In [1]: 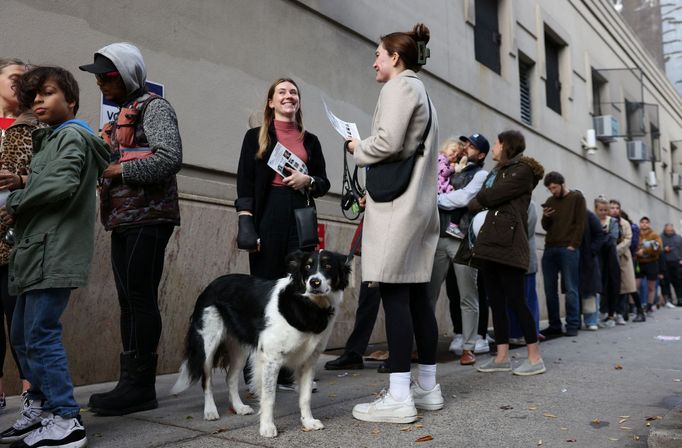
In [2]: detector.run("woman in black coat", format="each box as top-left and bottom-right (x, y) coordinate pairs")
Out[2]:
(235, 78), (330, 388)
(468, 130), (546, 376)
(236, 78), (330, 278)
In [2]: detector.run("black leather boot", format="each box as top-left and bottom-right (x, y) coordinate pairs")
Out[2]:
(90, 353), (158, 416)
(88, 352), (135, 409)
(324, 352), (364, 370)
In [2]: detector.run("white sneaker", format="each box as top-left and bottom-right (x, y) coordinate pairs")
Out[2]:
(410, 382), (444, 411)
(0, 395), (45, 443)
(448, 334), (464, 356)
(586, 324), (599, 331)
(352, 390), (418, 423)
(615, 314), (626, 325)
(22, 414), (87, 448)
(665, 301), (676, 309)
(474, 336), (490, 354)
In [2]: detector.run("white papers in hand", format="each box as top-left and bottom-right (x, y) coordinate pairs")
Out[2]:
(322, 98), (360, 140)
(267, 142), (308, 177)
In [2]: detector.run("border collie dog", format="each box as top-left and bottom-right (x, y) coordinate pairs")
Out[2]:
(171, 250), (350, 437)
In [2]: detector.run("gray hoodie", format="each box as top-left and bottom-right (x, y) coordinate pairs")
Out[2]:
(96, 42), (147, 96)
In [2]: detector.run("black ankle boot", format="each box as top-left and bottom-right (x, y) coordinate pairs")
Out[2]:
(88, 351), (135, 408)
(324, 352), (364, 370)
(90, 353), (158, 416)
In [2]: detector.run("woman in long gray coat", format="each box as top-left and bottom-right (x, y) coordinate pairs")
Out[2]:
(346, 23), (441, 424)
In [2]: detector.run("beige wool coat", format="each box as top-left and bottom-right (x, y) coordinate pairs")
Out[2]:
(354, 70), (439, 283)
(616, 217), (637, 294)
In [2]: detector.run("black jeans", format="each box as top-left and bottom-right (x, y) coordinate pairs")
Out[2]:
(0, 265), (23, 379)
(379, 282), (437, 372)
(445, 265), (462, 334)
(661, 260), (682, 301)
(345, 282), (381, 356)
(111, 224), (174, 355)
(480, 260), (537, 345)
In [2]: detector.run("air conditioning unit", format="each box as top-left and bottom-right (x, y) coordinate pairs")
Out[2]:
(673, 172), (682, 191)
(593, 115), (620, 142)
(627, 140), (650, 163)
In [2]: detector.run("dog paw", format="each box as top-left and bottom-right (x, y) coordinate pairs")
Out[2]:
(234, 404), (255, 415)
(301, 418), (324, 431)
(204, 409), (220, 421)
(259, 422), (278, 438)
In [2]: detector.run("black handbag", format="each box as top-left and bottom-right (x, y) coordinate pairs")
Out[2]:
(365, 91), (432, 202)
(294, 191), (319, 249)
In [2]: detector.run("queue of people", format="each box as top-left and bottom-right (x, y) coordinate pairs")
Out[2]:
(0, 20), (680, 447)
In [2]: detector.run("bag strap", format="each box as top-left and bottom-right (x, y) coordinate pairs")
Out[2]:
(403, 75), (432, 158)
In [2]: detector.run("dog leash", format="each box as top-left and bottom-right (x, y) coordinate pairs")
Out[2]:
(345, 218), (363, 266)
(341, 141), (365, 221)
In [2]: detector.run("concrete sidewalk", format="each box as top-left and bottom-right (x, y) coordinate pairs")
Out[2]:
(1, 308), (681, 447)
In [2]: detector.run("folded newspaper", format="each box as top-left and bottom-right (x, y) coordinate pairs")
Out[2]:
(267, 142), (308, 177)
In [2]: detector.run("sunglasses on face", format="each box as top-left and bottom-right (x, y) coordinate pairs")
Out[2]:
(95, 71), (121, 82)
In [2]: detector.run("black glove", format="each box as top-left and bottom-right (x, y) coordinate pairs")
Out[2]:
(237, 214), (259, 251)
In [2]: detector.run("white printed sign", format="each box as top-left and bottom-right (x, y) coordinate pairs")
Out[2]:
(99, 80), (165, 130)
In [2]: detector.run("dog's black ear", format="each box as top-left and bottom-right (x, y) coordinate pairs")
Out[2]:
(333, 251), (352, 290)
(285, 250), (306, 274)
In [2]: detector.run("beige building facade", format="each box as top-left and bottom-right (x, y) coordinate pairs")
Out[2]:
(1, 0), (681, 390)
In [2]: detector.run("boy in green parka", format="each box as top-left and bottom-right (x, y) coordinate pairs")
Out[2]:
(0, 66), (108, 448)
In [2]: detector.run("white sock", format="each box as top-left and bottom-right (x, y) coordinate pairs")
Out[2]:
(417, 364), (437, 391)
(389, 372), (411, 402)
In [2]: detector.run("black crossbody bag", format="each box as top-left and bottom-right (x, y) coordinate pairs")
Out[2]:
(365, 91), (432, 202)
(294, 189), (319, 249)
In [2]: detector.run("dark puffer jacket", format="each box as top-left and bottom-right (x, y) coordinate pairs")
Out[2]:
(465, 155), (544, 270)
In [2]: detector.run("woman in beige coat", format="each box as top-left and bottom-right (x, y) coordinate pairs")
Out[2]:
(610, 201), (646, 322)
(346, 23), (441, 424)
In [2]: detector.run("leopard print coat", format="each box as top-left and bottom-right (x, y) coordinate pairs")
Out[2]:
(0, 111), (42, 266)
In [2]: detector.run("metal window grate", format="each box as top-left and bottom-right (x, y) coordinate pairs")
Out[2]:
(519, 60), (532, 125)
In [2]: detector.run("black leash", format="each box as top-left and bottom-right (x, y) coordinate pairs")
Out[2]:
(341, 140), (365, 221)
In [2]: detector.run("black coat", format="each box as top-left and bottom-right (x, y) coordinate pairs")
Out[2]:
(461, 155), (545, 271)
(580, 210), (606, 296)
(235, 125), (330, 228)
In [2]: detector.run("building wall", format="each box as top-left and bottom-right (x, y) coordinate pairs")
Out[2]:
(1, 0), (681, 392)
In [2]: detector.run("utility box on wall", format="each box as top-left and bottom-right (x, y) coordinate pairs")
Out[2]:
(593, 115), (620, 142)
(627, 140), (650, 163)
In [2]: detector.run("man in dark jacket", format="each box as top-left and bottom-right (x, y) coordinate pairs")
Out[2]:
(661, 223), (682, 307)
(540, 171), (586, 337)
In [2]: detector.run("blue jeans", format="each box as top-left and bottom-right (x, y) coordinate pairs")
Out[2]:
(542, 247), (581, 331)
(11, 288), (79, 418)
(508, 273), (540, 338)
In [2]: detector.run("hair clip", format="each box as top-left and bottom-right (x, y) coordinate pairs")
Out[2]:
(417, 41), (430, 65)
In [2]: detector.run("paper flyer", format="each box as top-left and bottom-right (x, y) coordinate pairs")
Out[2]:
(267, 142), (309, 177)
(322, 98), (361, 140)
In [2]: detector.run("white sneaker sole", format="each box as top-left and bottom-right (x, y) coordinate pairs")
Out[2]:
(414, 401), (444, 411)
(352, 409), (418, 423)
(513, 366), (547, 376)
(58, 437), (88, 448)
